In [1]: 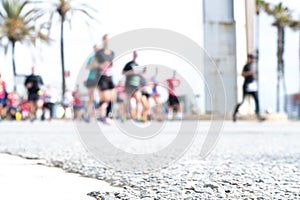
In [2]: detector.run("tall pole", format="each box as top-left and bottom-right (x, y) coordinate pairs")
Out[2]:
(246, 0), (258, 113)
(255, 0), (260, 112)
(60, 17), (66, 101)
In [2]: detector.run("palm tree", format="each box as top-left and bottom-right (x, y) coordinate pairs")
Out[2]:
(45, 0), (98, 98)
(267, 2), (293, 112)
(256, 1), (294, 112)
(0, 0), (50, 88)
(256, 0), (271, 15)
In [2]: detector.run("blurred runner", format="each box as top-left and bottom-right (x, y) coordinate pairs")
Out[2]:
(24, 66), (44, 122)
(140, 67), (151, 122)
(95, 34), (115, 124)
(165, 70), (182, 120)
(84, 45), (100, 122)
(122, 51), (142, 120)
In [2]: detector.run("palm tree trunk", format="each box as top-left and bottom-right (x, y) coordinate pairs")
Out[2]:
(277, 25), (284, 112)
(60, 17), (66, 100)
(281, 28), (287, 112)
(12, 41), (17, 91)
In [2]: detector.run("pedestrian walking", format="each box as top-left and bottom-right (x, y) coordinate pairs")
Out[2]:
(233, 54), (265, 122)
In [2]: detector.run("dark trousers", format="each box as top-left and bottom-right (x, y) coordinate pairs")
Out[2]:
(234, 89), (260, 116)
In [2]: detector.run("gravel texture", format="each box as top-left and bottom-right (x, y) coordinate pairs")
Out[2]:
(0, 120), (299, 199)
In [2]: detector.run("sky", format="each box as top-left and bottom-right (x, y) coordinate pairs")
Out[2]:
(0, 0), (300, 113)
(0, 0), (203, 92)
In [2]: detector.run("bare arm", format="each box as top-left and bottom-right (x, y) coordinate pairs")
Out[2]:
(86, 58), (98, 70)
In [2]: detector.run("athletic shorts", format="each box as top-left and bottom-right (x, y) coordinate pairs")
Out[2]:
(84, 79), (98, 88)
(125, 85), (139, 96)
(168, 95), (180, 106)
(142, 92), (150, 98)
(28, 93), (40, 102)
(73, 105), (83, 110)
(116, 97), (124, 103)
(8, 107), (17, 112)
(98, 76), (114, 91)
(0, 98), (6, 106)
(152, 87), (160, 97)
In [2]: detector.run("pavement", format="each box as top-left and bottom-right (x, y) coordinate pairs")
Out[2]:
(0, 119), (299, 199)
(0, 153), (120, 200)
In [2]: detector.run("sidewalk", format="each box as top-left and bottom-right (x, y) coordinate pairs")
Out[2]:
(0, 153), (120, 200)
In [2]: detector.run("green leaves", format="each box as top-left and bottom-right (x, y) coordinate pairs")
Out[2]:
(0, 0), (50, 45)
(256, 1), (299, 28)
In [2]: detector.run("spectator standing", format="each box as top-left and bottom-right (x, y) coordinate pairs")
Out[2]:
(7, 90), (20, 120)
(72, 85), (84, 120)
(42, 85), (59, 121)
(62, 89), (74, 119)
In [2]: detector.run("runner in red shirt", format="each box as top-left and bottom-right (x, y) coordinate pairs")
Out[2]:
(165, 70), (182, 120)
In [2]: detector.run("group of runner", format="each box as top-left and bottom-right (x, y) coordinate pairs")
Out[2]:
(0, 66), (47, 121)
(0, 67), (84, 122)
(84, 34), (183, 123)
(0, 34), (183, 123)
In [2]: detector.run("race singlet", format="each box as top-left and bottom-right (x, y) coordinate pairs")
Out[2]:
(129, 75), (141, 87)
